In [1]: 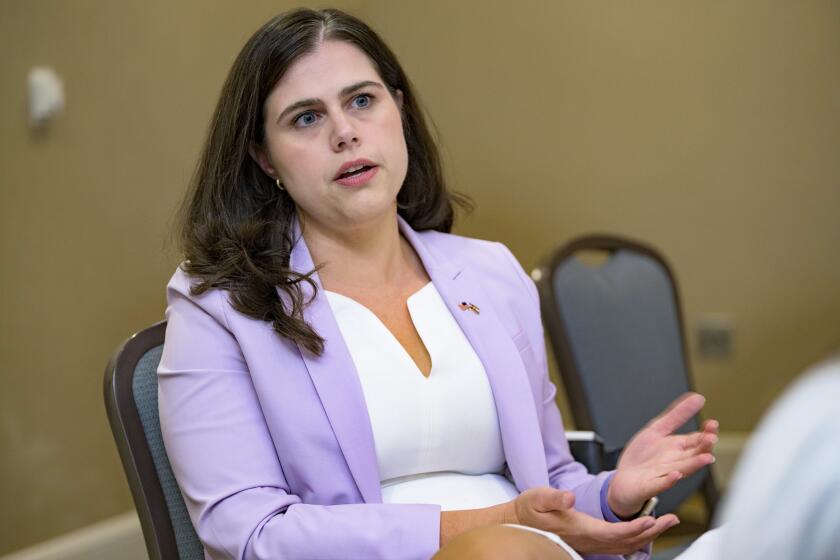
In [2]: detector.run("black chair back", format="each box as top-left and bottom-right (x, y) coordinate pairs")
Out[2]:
(534, 235), (718, 518)
(103, 321), (204, 560)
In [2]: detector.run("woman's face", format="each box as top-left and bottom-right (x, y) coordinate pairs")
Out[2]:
(253, 40), (408, 235)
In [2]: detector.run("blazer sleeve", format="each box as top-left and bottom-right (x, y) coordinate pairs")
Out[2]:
(495, 244), (615, 517)
(497, 245), (652, 560)
(158, 270), (440, 560)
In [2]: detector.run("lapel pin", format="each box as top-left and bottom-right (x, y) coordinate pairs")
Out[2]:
(458, 301), (480, 314)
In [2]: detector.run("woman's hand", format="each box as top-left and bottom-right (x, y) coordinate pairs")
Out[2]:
(607, 393), (719, 518)
(508, 487), (679, 555)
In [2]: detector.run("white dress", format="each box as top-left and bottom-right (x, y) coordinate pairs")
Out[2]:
(325, 282), (583, 559)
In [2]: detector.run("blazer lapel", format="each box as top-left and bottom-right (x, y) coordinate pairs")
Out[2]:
(286, 221), (382, 504)
(398, 218), (549, 490)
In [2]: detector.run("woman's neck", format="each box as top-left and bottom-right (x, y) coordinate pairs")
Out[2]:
(300, 211), (420, 291)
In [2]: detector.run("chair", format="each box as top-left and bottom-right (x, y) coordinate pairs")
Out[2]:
(103, 321), (204, 560)
(532, 234), (718, 523)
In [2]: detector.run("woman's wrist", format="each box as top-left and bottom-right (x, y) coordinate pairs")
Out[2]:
(501, 499), (520, 525)
(606, 481), (645, 520)
(439, 502), (515, 547)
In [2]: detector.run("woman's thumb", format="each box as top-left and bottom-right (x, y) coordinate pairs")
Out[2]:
(536, 488), (575, 512)
(556, 490), (575, 510)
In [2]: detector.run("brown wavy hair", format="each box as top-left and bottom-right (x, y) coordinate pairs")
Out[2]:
(177, 8), (471, 355)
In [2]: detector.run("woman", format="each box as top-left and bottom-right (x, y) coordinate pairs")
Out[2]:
(159, 8), (717, 560)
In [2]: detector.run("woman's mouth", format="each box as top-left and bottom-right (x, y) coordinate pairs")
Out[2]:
(335, 165), (378, 187)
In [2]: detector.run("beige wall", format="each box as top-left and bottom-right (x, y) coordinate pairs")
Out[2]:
(366, 0), (840, 424)
(1, 0), (838, 553)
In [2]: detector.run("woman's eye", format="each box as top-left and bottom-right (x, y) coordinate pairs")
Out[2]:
(352, 94), (373, 109)
(292, 95), (372, 128)
(293, 111), (318, 128)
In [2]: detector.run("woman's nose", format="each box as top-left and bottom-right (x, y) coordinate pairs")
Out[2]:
(330, 113), (360, 151)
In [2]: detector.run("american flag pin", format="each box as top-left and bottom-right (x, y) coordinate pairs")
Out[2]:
(458, 301), (480, 314)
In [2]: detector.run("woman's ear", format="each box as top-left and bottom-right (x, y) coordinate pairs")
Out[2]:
(394, 89), (404, 111)
(248, 142), (276, 179)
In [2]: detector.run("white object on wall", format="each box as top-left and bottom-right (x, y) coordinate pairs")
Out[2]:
(28, 67), (65, 126)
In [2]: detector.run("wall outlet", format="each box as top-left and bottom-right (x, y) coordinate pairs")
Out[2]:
(695, 314), (735, 359)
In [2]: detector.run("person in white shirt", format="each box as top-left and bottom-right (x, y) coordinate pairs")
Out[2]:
(676, 353), (840, 559)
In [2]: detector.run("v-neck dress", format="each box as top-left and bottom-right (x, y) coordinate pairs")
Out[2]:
(325, 282), (583, 558)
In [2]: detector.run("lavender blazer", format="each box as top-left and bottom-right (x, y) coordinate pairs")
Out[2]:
(158, 216), (620, 560)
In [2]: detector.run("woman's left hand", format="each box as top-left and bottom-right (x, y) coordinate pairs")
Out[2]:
(607, 393), (719, 519)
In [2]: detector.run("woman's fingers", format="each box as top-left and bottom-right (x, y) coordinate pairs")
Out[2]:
(590, 511), (655, 539)
(634, 449), (714, 491)
(703, 419), (720, 435)
(657, 453), (715, 479)
(569, 510), (653, 544)
(602, 514), (679, 554)
(682, 430), (718, 452)
(623, 431), (713, 471)
(632, 451), (715, 496)
(627, 514), (680, 548)
(677, 452), (715, 473)
(648, 393), (706, 436)
(565, 510), (679, 555)
(639, 469), (684, 497)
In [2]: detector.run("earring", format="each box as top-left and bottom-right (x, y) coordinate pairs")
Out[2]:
(275, 178), (285, 191)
